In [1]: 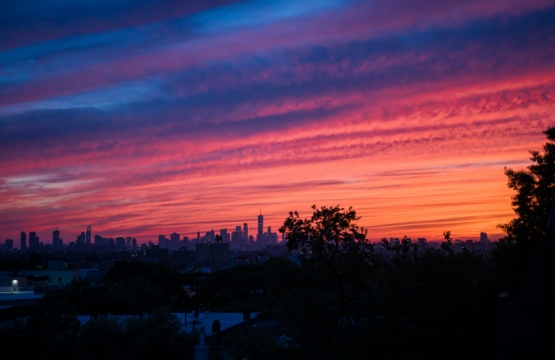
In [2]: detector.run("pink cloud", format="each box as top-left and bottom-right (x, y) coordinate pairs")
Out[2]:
(2, 0), (555, 242)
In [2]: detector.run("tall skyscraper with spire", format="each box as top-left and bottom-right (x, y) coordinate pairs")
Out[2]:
(257, 209), (264, 245)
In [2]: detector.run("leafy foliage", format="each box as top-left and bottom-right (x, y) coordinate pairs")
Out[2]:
(0, 303), (196, 360)
(76, 309), (197, 360)
(280, 204), (371, 262)
(0, 301), (79, 359)
(494, 126), (555, 294)
(274, 205), (498, 359)
(41, 261), (192, 315)
(199, 257), (302, 313)
(103, 261), (190, 311)
(276, 246), (497, 359)
(280, 205), (372, 314)
(498, 126), (555, 246)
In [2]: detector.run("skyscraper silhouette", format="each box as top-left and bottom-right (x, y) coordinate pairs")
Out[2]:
(257, 212), (264, 244)
(52, 228), (61, 248)
(29, 232), (39, 251)
(20, 231), (26, 250)
(86, 225), (91, 245)
(115, 236), (126, 249)
(77, 232), (85, 245)
(170, 232), (180, 250)
(220, 228), (230, 243)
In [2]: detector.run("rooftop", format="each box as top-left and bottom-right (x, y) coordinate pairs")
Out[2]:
(77, 311), (259, 334)
(0, 291), (43, 308)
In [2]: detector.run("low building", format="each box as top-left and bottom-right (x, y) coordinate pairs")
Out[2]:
(0, 275), (48, 292)
(18, 270), (74, 287)
(76, 311), (258, 335)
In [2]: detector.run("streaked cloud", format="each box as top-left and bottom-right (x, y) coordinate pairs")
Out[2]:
(1, 0), (554, 243)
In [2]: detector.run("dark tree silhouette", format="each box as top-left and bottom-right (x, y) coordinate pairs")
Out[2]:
(495, 126), (555, 294)
(498, 126), (555, 247)
(280, 205), (372, 311)
(280, 204), (371, 262)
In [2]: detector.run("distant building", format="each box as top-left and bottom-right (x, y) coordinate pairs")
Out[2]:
(184, 236), (189, 249)
(480, 232), (489, 243)
(158, 235), (169, 248)
(20, 231), (27, 250)
(465, 240), (474, 250)
(267, 226), (278, 245)
(170, 248), (195, 270)
(170, 232), (180, 250)
(231, 226), (243, 248)
(195, 242), (230, 265)
(94, 234), (107, 247)
(86, 225), (92, 245)
(257, 214), (264, 241)
(76, 232), (85, 245)
(219, 229), (230, 244)
(29, 232), (39, 251)
(4, 239), (13, 250)
(146, 245), (168, 261)
(115, 236), (126, 249)
(52, 229), (62, 248)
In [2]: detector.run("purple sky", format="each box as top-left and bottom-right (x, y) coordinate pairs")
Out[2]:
(1, 0), (555, 244)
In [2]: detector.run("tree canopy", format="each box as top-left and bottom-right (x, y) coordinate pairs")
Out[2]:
(275, 205), (498, 359)
(499, 126), (555, 247)
(495, 126), (555, 294)
(279, 204), (371, 262)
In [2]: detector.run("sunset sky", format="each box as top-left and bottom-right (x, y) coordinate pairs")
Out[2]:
(1, 0), (555, 244)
